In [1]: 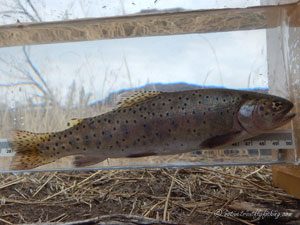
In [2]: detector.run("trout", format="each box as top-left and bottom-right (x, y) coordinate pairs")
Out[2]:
(9, 88), (295, 170)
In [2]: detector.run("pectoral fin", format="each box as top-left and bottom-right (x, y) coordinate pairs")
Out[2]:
(201, 131), (242, 149)
(73, 155), (106, 167)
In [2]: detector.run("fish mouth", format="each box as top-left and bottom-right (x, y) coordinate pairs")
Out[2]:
(282, 112), (296, 122)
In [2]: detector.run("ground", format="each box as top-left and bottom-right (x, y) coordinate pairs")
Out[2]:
(0, 166), (299, 225)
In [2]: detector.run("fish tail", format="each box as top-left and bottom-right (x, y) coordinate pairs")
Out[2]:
(9, 130), (56, 170)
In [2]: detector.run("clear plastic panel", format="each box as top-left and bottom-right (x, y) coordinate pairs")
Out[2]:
(0, 2), (299, 172)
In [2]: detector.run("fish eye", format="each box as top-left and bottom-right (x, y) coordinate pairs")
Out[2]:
(272, 101), (282, 111)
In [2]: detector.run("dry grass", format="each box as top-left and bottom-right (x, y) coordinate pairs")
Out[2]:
(0, 166), (299, 224)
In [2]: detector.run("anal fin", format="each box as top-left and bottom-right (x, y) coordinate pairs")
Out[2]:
(73, 155), (106, 167)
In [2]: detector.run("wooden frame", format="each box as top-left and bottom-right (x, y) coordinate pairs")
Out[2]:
(0, 3), (298, 47)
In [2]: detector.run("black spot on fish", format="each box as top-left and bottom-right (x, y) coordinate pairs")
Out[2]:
(198, 101), (201, 104)
(108, 119), (111, 123)
(62, 146), (65, 149)
(76, 138), (80, 141)
(265, 112), (269, 116)
(64, 134), (67, 138)
(93, 133), (97, 137)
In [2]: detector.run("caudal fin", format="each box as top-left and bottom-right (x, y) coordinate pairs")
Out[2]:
(9, 130), (56, 170)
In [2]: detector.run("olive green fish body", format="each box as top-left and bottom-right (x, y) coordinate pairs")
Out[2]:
(9, 89), (295, 170)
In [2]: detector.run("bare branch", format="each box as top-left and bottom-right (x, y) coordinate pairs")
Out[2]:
(0, 56), (33, 79)
(22, 46), (54, 101)
(0, 81), (35, 87)
(0, 10), (28, 15)
(26, 0), (41, 22)
(15, 0), (37, 22)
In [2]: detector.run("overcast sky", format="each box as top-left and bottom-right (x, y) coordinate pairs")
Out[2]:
(0, 0), (267, 107)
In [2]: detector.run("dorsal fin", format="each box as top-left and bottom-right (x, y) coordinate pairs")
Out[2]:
(67, 118), (83, 127)
(116, 91), (161, 108)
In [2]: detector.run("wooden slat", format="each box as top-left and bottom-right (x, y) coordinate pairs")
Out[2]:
(0, 3), (298, 47)
(270, 3), (300, 199)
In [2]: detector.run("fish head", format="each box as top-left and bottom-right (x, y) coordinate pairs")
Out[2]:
(237, 96), (295, 134)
